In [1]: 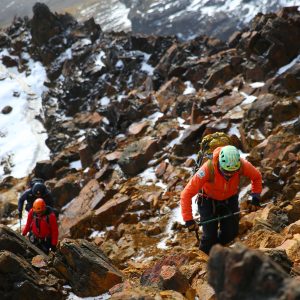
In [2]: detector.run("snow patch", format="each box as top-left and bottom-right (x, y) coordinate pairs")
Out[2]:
(249, 82), (265, 88)
(228, 123), (241, 138)
(100, 96), (110, 106)
(0, 51), (50, 179)
(95, 51), (106, 69)
(67, 292), (110, 300)
(70, 160), (82, 170)
(183, 81), (196, 95)
(277, 54), (300, 75)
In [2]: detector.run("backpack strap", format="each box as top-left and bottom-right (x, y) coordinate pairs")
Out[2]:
(207, 159), (215, 183)
(45, 207), (52, 225)
(33, 209), (51, 228)
(238, 160), (244, 176)
(32, 212), (41, 233)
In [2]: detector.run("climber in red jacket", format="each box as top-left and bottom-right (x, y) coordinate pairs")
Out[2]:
(22, 198), (58, 254)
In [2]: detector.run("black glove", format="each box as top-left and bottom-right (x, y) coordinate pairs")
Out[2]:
(18, 211), (22, 219)
(185, 220), (197, 231)
(251, 194), (261, 207)
(50, 245), (56, 252)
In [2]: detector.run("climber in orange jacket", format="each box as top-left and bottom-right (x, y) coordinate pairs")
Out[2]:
(22, 198), (58, 254)
(181, 145), (262, 254)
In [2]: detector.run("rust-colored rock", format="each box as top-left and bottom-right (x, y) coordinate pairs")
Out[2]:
(54, 239), (123, 297)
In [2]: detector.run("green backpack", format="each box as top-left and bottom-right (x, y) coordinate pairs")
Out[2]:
(194, 132), (232, 182)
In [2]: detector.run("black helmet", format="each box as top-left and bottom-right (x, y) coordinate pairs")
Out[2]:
(32, 182), (47, 197)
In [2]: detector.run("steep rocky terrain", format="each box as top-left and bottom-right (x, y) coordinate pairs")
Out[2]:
(0, 3), (300, 299)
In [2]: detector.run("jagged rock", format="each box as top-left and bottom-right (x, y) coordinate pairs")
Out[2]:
(244, 228), (285, 249)
(118, 137), (160, 176)
(51, 174), (81, 208)
(1, 55), (18, 68)
(172, 122), (207, 156)
(128, 120), (150, 135)
(155, 161), (168, 178)
(262, 249), (293, 274)
(283, 198), (300, 224)
(78, 144), (93, 169)
(271, 64), (300, 95)
(100, 233), (136, 266)
(104, 151), (123, 163)
(85, 127), (109, 153)
(76, 17), (102, 43)
(0, 225), (45, 259)
(241, 93), (276, 147)
(159, 265), (191, 294)
(66, 194), (130, 239)
(33, 160), (56, 180)
(154, 77), (186, 111)
(1, 106), (12, 114)
(141, 255), (189, 287)
(204, 63), (236, 90)
(0, 198), (17, 220)
(91, 195), (131, 229)
(53, 239), (123, 297)
(0, 251), (63, 300)
(272, 98), (300, 123)
(215, 92), (244, 114)
(31, 254), (48, 268)
(276, 234), (300, 262)
(146, 224), (162, 236)
(73, 112), (103, 128)
(110, 286), (188, 300)
(283, 219), (300, 235)
(59, 179), (116, 238)
(0, 32), (10, 47)
(208, 244), (295, 300)
(30, 3), (63, 46)
(239, 8), (300, 78)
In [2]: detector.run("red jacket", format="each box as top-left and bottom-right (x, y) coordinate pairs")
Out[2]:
(22, 208), (58, 246)
(181, 147), (262, 221)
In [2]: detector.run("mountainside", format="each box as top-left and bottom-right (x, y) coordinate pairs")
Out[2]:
(0, 3), (300, 300)
(121, 0), (298, 40)
(0, 0), (297, 41)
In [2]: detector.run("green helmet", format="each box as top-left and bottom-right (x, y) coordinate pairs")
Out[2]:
(219, 145), (241, 172)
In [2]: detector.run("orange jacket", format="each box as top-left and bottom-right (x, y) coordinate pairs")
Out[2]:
(181, 147), (262, 221)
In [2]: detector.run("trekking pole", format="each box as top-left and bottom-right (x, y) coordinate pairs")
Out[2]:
(195, 200), (274, 227)
(19, 218), (22, 233)
(194, 227), (200, 241)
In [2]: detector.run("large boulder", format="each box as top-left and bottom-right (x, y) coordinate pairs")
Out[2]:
(51, 174), (81, 208)
(208, 244), (300, 300)
(0, 225), (45, 259)
(118, 137), (160, 176)
(53, 239), (124, 297)
(59, 179), (115, 238)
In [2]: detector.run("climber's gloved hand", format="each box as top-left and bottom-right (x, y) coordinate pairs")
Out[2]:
(185, 220), (198, 232)
(50, 245), (56, 253)
(251, 194), (261, 207)
(248, 194), (261, 212)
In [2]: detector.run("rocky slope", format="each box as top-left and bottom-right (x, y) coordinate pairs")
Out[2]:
(0, 3), (300, 299)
